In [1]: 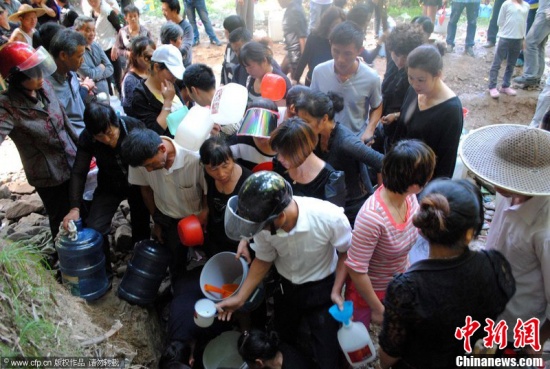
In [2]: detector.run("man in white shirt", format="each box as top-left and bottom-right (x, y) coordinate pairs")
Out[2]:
(217, 171), (351, 369)
(460, 124), (550, 357)
(121, 128), (207, 281)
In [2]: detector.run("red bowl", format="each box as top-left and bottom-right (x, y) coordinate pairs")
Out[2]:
(177, 215), (204, 247)
(252, 161), (273, 173)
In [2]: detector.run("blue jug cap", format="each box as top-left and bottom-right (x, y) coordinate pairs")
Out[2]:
(329, 300), (353, 325)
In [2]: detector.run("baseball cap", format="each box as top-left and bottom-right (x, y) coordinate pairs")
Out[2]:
(151, 44), (185, 80)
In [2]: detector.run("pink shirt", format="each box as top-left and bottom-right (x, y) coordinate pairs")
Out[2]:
(345, 186), (419, 291)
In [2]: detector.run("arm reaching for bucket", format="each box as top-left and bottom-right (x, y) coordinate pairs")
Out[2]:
(216, 258), (272, 321)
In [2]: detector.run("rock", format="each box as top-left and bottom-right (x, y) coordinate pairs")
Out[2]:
(116, 265), (127, 277)
(6, 181), (35, 194)
(7, 224), (47, 241)
(115, 224), (133, 251)
(0, 198), (13, 212)
(20, 193), (44, 212)
(18, 213), (47, 226)
(0, 184), (11, 199)
(111, 211), (128, 229)
(5, 200), (43, 220)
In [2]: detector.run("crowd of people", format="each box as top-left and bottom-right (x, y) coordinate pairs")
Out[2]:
(0, 0), (549, 368)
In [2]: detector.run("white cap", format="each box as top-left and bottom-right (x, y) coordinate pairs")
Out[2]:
(151, 44), (185, 80)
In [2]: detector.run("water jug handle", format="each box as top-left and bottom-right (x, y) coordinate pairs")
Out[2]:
(56, 220), (78, 242)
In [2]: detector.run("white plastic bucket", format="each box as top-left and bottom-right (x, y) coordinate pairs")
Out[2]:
(434, 9), (450, 34)
(200, 252), (248, 302)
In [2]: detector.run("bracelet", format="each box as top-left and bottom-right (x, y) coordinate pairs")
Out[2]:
(162, 107), (171, 111)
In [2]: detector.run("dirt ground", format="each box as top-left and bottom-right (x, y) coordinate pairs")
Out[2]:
(0, 15), (545, 368)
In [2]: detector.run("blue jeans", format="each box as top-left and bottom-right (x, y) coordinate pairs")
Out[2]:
(184, 0), (218, 42)
(522, 10), (550, 80)
(530, 74), (550, 127)
(446, 1), (480, 47)
(488, 38), (522, 88)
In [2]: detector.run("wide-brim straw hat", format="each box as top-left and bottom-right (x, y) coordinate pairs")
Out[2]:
(8, 4), (47, 22)
(459, 124), (550, 196)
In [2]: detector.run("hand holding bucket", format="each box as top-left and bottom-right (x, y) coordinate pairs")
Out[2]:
(177, 215), (204, 247)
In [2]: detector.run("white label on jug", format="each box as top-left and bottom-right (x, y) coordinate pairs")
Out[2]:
(348, 345), (373, 363)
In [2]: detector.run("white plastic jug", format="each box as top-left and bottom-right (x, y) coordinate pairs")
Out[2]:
(329, 301), (377, 367)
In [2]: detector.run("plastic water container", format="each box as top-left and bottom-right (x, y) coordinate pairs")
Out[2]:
(268, 10), (284, 42)
(434, 9), (450, 34)
(56, 219), (110, 300)
(83, 158), (98, 201)
(329, 301), (377, 367)
(118, 240), (171, 305)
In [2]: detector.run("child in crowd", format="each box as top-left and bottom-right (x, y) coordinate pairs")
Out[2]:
(278, 0), (307, 82)
(488, 0), (529, 98)
(75, 15), (114, 98)
(221, 14), (245, 85)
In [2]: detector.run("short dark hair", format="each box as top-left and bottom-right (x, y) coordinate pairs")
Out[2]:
(247, 97), (278, 111)
(83, 101), (119, 135)
(382, 140), (436, 194)
(229, 27), (252, 44)
(160, 21), (183, 44)
(128, 36), (155, 69)
(385, 23), (426, 57)
(160, 0), (180, 14)
(414, 179), (484, 247)
(120, 128), (162, 167)
(286, 85), (310, 110)
(238, 330), (280, 364)
(223, 14), (245, 33)
(49, 28), (86, 58)
(412, 15), (434, 35)
(329, 20), (364, 50)
(314, 6), (346, 39)
(124, 4), (140, 15)
(182, 63), (215, 91)
(40, 23), (65, 54)
(199, 136), (234, 167)
(347, 4), (372, 32)
(239, 41), (273, 67)
(407, 44), (443, 76)
(270, 117), (318, 168)
(295, 90), (343, 120)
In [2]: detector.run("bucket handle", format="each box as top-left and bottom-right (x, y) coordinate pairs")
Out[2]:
(56, 220), (78, 242)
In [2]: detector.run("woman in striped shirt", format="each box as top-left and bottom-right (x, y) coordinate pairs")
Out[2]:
(344, 140), (435, 327)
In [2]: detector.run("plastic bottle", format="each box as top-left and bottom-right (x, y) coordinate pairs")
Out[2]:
(329, 301), (377, 367)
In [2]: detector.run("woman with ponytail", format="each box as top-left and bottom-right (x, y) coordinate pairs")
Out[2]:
(378, 179), (516, 369)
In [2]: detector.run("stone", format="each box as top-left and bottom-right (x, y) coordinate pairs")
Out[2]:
(7, 224), (46, 241)
(114, 224), (133, 251)
(111, 211), (129, 229)
(5, 200), (43, 220)
(18, 213), (47, 226)
(0, 185), (11, 199)
(20, 193), (44, 211)
(0, 198), (13, 212)
(116, 265), (127, 277)
(6, 181), (35, 195)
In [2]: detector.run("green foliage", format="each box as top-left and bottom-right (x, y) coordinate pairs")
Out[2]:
(0, 241), (83, 358)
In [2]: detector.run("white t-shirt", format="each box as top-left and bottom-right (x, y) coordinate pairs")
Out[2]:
(252, 196), (351, 284)
(128, 137), (207, 219)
